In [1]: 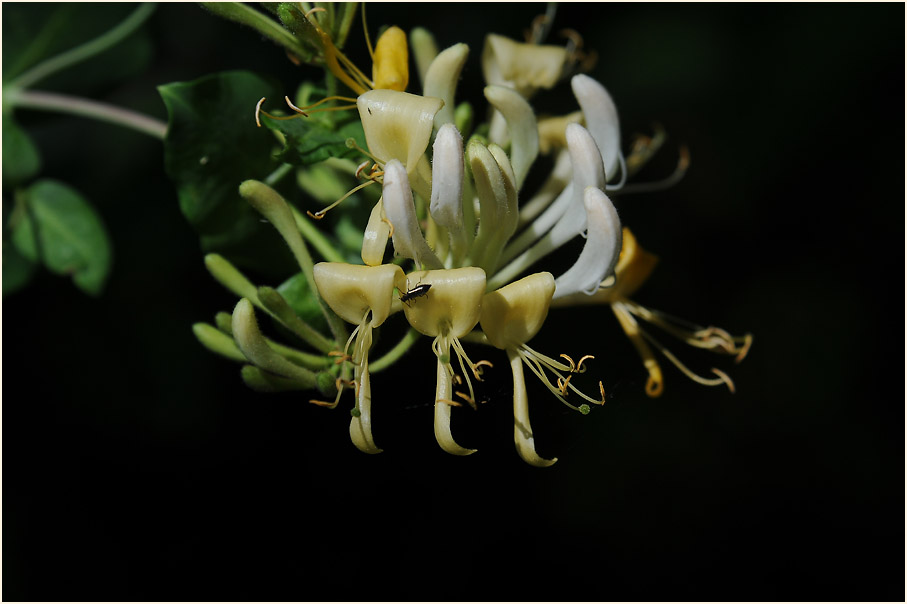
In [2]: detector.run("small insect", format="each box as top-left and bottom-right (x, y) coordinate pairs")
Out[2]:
(400, 283), (431, 305)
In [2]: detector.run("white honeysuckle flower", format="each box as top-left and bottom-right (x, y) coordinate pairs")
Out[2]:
(313, 262), (405, 454)
(491, 123), (609, 289)
(571, 74), (622, 184)
(480, 272), (604, 467)
(361, 198), (391, 267)
(484, 85), (539, 190)
(382, 159), (444, 270)
(551, 228), (752, 397)
(423, 43), (470, 131)
(357, 89), (443, 199)
(553, 186), (622, 298)
(466, 139), (518, 275)
(398, 267), (488, 456)
(221, 23), (750, 467)
(429, 123), (470, 265)
(481, 34), (568, 97)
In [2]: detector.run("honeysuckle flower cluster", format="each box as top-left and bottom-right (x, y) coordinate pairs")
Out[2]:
(194, 6), (751, 466)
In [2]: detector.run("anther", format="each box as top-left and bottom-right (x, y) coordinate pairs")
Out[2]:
(473, 359), (494, 378)
(455, 391), (477, 410)
(575, 354), (595, 373)
(711, 368), (736, 394)
(437, 398), (463, 407)
(309, 399), (337, 408)
(557, 374), (573, 396)
(254, 97), (266, 127)
(304, 6), (326, 18)
(355, 161), (371, 179)
(735, 334), (753, 363)
(559, 353), (576, 372)
(284, 95), (309, 117)
(599, 381), (607, 404)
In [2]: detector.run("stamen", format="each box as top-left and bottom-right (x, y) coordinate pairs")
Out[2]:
(436, 398), (462, 407)
(617, 145), (690, 195)
(254, 97), (266, 127)
(361, 2), (375, 60)
(711, 368), (736, 393)
(454, 390), (477, 410)
(345, 139), (385, 167)
(639, 324), (735, 392)
(381, 216), (395, 237)
(557, 374), (572, 396)
(284, 95), (309, 116)
(304, 7), (326, 19)
(575, 354), (595, 373)
(285, 49), (301, 66)
(306, 179), (378, 220)
(735, 333), (753, 363)
(559, 353), (576, 372)
(599, 381), (606, 404)
(355, 161), (371, 179)
(309, 399), (337, 408)
(473, 359), (494, 378)
(612, 303), (664, 398)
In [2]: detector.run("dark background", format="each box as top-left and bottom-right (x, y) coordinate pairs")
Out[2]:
(3, 3), (904, 601)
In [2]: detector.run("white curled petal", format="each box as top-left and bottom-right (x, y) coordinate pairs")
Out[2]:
(429, 123), (464, 229)
(553, 187), (622, 299)
(382, 160), (443, 269)
(571, 74), (621, 181)
(547, 123), (607, 242)
(423, 43), (469, 130)
(484, 85), (539, 189)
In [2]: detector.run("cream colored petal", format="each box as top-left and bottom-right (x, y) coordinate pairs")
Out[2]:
(400, 267), (486, 338)
(410, 27), (440, 89)
(467, 140), (517, 273)
(481, 34), (567, 93)
(357, 89), (444, 174)
(312, 262), (404, 327)
(572, 74), (621, 181)
(423, 43), (469, 130)
(508, 349), (557, 467)
(382, 160), (444, 269)
(361, 198), (390, 267)
(350, 356), (382, 454)
(480, 272), (555, 350)
(433, 343), (476, 455)
(484, 85), (539, 189)
(553, 187), (622, 299)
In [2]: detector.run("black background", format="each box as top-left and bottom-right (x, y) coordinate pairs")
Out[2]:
(3, 3), (904, 601)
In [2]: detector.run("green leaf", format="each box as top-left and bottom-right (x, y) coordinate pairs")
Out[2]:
(2, 116), (41, 187)
(259, 110), (367, 166)
(159, 70), (297, 273)
(276, 271), (328, 332)
(2, 238), (36, 296)
(10, 179), (112, 296)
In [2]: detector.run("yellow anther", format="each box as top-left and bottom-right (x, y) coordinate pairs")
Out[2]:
(711, 368), (735, 394)
(455, 390), (477, 410)
(575, 354), (595, 373)
(254, 97), (266, 127)
(284, 95), (309, 116)
(599, 381), (606, 404)
(304, 6), (326, 19)
(355, 161), (371, 179)
(473, 359), (494, 378)
(285, 49), (302, 66)
(559, 353), (576, 372)
(437, 398), (463, 407)
(453, 374), (463, 385)
(557, 374), (573, 396)
(735, 333), (753, 363)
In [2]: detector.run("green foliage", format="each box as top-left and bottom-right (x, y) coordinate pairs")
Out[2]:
(2, 116), (42, 187)
(159, 70), (299, 274)
(276, 271), (328, 332)
(9, 179), (113, 296)
(259, 110), (367, 167)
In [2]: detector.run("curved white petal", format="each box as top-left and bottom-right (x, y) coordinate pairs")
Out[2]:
(553, 187), (622, 299)
(429, 123), (464, 229)
(382, 159), (444, 269)
(423, 43), (469, 130)
(484, 85), (539, 189)
(571, 74), (621, 181)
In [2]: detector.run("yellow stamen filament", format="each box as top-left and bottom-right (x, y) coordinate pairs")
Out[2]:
(735, 333), (753, 363)
(307, 179), (378, 220)
(517, 345), (604, 411)
(381, 216), (395, 237)
(612, 303), (664, 397)
(304, 7), (326, 19)
(454, 390), (477, 410)
(361, 3), (374, 60)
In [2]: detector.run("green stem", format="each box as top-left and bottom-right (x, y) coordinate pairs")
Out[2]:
(6, 89), (166, 139)
(290, 205), (346, 263)
(199, 2), (305, 56)
(370, 328), (421, 373)
(9, 3), (157, 90)
(264, 163), (294, 187)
